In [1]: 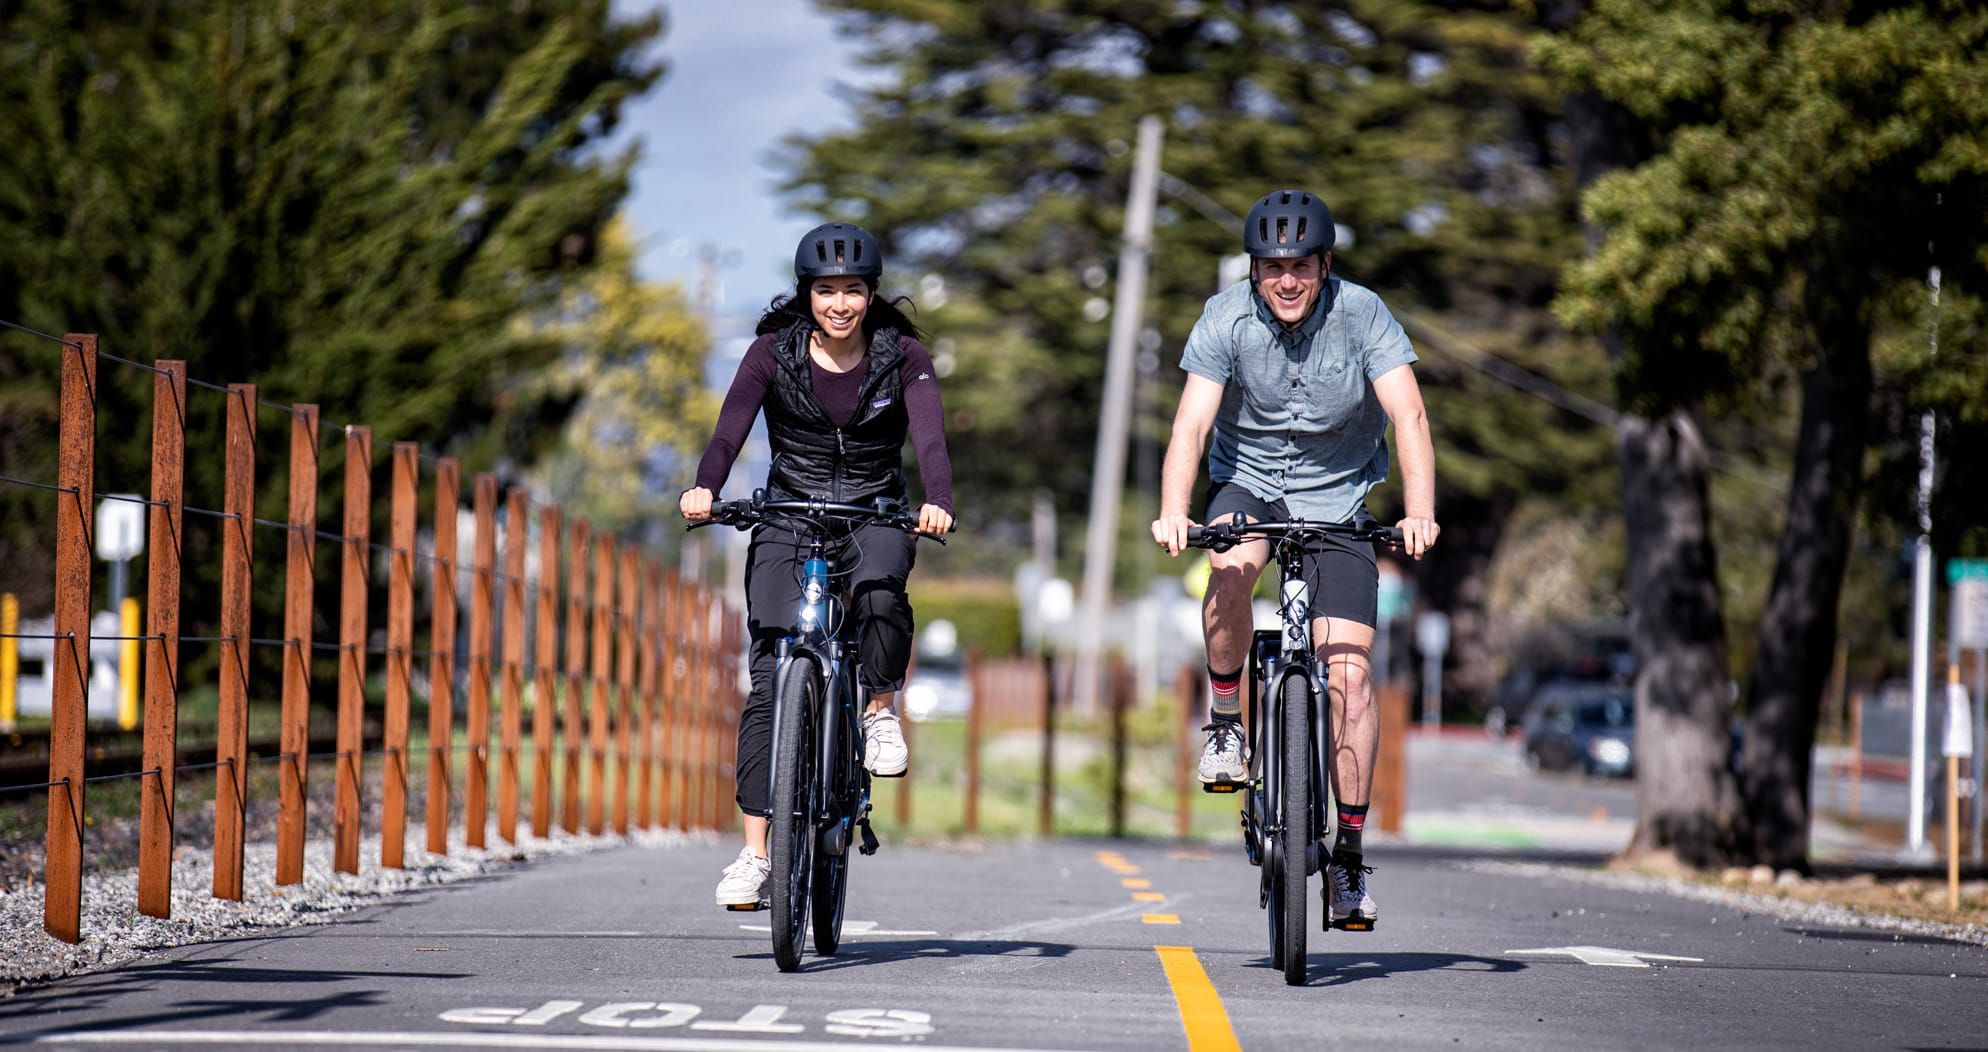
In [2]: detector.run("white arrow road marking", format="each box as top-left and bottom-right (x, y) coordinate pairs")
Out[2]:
(737, 920), (939, 936)
(1505, 945), (1705, 968)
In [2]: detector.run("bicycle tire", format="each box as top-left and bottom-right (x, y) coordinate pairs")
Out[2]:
(1279, 671), (1311, 985)
(812, 696), (852, 955)
(769, 655), (820, 972)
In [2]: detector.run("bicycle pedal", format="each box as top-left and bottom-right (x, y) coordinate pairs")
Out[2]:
(724, 900), (768, 913)
(857, 820), (880, 856)
(871, 768), (908, 779)
(1202, 780), (1243, 794)
(1332, 918), (1375, 932)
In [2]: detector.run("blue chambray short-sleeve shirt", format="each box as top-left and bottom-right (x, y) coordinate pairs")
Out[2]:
(1179, 276), (1417, 523)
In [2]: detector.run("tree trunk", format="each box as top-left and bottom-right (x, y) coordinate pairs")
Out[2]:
(1415, 490), (1513, 719)
(1617, 409), (1747, 868)
(1741, 293), (1872, 871)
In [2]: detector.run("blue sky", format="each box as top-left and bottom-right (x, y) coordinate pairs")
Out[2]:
(609, 0), (881, 334)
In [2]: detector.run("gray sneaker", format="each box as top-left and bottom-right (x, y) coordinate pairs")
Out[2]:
(1326, 854), (1377, 931)
(1197, 720), (1247, 785)
(714, 846), (770, 910)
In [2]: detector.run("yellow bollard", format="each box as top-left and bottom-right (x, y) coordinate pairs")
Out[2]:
(1, 593), (17, 732)
(119, 596), (141, 731)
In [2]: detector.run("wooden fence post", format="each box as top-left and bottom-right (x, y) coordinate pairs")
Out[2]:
(562, 520), (589, 835)
(1176, 663), (1196, 841)
(381, 443), (417, 868)
(425, 458), (459, 856)
(590, 534), (614, 835)
(499, 486), (527, 844)
(137, 359), (185, 918)
(278, 405), (319, 882)
(634, 552), (654, 830)
(333, 425), (370, 875)
(212, 384), (257, 901)
(1039, 652), (1057, 839)
(616, 546), (636, 835)
(1375, 683), (1409, 833)
(964, 648), (982, 836)
(465, 473), (496, 849)
(45, 334), (96, 942)
(659, 575), (679, 829)
(532, 505), (560, 839)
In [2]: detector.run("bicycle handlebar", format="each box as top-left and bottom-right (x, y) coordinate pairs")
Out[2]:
(689, 497), (950, 543)
(1185, 517), (1403, 552)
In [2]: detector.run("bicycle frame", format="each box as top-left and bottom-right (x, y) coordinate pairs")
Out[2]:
(767, 546), (869, 855)
(1245, 535), (1330, 884)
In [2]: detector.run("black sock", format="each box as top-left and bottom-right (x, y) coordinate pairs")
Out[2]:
(1333, 803), (1368, 858)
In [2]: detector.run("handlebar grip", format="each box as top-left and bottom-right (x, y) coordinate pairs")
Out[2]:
(1185, 526), (1208, 545)
(1376, 526), (1405, 549)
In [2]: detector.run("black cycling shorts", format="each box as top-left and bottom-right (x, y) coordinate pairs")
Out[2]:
(1203, 482), (1380, 628)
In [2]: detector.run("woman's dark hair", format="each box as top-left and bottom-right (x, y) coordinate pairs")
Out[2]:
(755, 278), (927, 343)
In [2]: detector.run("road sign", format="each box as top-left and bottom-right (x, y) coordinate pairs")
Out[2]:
(95, 496), (145, 562)
(1946, 683), (1975, 759)
(1416, 610), (1450, 656)
(1954, 577), (1988, 649)
(1947, 558), (1988, 585)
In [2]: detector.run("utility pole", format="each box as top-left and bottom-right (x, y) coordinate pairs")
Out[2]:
(1075, 116), (1164, 714)
(1907, 258), (1940, 857)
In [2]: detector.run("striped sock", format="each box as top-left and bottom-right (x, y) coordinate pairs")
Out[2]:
(1334, 803), (1369, 857)
(1208, 665), (1242, 719)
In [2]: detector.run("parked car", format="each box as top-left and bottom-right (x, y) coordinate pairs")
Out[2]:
(1522, 687), (1634, 778)
(903, 619), (971, 722)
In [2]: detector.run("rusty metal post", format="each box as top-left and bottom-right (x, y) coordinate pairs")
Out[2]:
(562, 520), (589, 834)
(465, 473), (496, 848)
(277, 405), (319, 882)
(721, 611), (743, 834)
(589, 534), (614, 835)
(333, 426), (371, 875)
(532, 505), (560, 838)
(499, 486), (527, 844)
(45, 334), (96, 942)
(693, 587), (713, 829)
(1176, 664), (1196, 841)
(381, 444), (417, 868)
(964, 648), (982, 836)
(213, 384), (257, 900)
(137, 360), (186, 918)
(681, 583), (702, 829)
(617, 547), (638, 833)
(1039, 652), (1057, 839)
(425, 459), (460, 855)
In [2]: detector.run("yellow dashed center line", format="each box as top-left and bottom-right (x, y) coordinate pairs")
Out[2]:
(1132, 891), (1165, 902)
(1121, 878), (1152, 889)
(1142, 913), (1181, 925)
(1155, 946), (1242, 1052)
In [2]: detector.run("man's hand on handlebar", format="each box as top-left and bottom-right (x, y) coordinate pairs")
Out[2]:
(679, 486), (714, 522)
(1151, 511), (1198, 557)
(916, 504), (954, 537)
(1397, 516), (1440, 560)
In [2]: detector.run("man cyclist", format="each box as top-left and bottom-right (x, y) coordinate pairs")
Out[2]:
(1151, 188), (1437, 932)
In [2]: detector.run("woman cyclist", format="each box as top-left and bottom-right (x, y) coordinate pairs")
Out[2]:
(680, 222), (955, 909)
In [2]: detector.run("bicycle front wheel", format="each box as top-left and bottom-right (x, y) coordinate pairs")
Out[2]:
(1278, 671), (1311, 985)
(769, 655), (820, 973)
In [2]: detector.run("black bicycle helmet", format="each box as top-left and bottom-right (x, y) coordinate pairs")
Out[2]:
(1243, 189), (1334, 259)
(794, 222), (883, 281)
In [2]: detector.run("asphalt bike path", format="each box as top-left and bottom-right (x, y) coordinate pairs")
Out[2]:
(3, 835), (1985, 1050)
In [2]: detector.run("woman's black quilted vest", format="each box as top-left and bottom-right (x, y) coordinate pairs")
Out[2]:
(763, 321), (910, 507)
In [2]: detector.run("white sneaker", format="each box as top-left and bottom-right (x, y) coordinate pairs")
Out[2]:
(1327, 854), (1378, 930)
(1198, 719), (1247, 784)
(714, 846), (770, 909)
(863, 709), (909, 777)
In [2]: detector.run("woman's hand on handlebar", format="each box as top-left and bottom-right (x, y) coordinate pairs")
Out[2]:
(1151, 511), (1197, 556)
(916, 503), (954, 536)
(679, 486), (715, 522)
(1397, 515), (1439, 560)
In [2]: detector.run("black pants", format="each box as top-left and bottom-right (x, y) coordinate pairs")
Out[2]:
(1204, 483), (1380, 627)
(735, 522), (916, 817)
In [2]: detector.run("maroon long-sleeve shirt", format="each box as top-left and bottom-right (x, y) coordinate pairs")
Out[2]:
(694, 335), (954, 513)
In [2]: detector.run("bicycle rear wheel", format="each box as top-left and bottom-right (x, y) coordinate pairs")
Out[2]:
(1278, 671), (1311, 985)
(769, 656), (820, 972)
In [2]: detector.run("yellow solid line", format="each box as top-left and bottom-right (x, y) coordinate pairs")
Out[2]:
(1121, 878), (1151, 889)
(1143, 914), (1181, 924)
(1155, 946), (1241, 1052)
(1132, 891), (1165, 902)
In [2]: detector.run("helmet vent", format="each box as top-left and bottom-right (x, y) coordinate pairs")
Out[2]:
(1295, 217), (1309, 242)
(814, 241), (829, 264)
